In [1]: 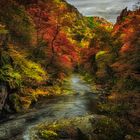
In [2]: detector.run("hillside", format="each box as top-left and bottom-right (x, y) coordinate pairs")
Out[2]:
(0, 0), (93, 112)
(86, 8), (140, 140)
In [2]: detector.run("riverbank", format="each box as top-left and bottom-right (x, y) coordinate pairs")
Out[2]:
(1, 74), (139, 140)
(0, 74), (100, 140)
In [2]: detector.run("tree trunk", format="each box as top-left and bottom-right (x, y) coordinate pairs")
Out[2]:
(46, 25), (60, 68)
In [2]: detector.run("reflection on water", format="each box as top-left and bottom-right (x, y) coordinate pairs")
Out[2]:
(71, 76), (80, 83)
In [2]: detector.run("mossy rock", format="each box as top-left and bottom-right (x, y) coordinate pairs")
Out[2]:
(39, 130), (58, 140)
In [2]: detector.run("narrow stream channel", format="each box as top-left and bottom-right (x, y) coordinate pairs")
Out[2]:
(23, 74), (98, 140)
(0, 74), (98, 140)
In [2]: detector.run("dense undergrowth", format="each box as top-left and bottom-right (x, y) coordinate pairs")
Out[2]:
(85, 8), (140, 140)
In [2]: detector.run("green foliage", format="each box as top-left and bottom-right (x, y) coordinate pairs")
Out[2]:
(82, 73), (94, 83)
(9, 93), (21, 112)
(0, 28), (9, 34)
(32, 40), (48, 65)
(0, 49), (46, 88)
(0, 65), (22, 88)
(0, 49), (22, 88)
(0, 46), (47, 111)
(0, 47), (47, 88)
(0, 50), (11, 65)
(10, 48), (47, 84)
(20, 60), (46, 82)
(39, 130), (58, 140)
(87, 17), (100, 29)
(54, 0), (61, 4)
(96, 51), (107, 60)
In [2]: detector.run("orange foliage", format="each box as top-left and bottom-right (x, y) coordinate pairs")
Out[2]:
(80, 47), (98, 72)
(27, 1), (80, 74)
(120, 42), (131, 53)
(59, 55), (72, 69)
(113, 9), (140, 54)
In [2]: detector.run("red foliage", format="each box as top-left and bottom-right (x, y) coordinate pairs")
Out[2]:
(27, 2), (80, 73)
(52, 32), (79, 67)
(80, 47), (98, 72)
(59, 55), (72, 69)
(113, 9), (140, 54)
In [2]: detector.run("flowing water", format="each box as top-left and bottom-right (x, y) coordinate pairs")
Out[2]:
(1, 74), (99, 140)
(23, 74), (98, 140)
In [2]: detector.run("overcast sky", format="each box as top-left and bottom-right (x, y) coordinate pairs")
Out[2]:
(66, 0), (139, 23)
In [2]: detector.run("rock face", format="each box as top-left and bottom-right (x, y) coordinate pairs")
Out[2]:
(116, 7), (130, 23)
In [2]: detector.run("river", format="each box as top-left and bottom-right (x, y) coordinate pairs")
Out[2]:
(0, 74), (99, 140)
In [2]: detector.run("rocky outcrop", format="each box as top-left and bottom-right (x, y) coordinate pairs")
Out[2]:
(116, 7), (130, 23)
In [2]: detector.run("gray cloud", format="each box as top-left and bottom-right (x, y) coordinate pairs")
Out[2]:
(67, 0), (139, 23)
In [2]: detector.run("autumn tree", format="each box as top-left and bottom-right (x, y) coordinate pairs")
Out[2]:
(80, 47), (98, 74)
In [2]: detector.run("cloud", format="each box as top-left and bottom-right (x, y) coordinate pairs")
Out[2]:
(67, 0), (139, 23)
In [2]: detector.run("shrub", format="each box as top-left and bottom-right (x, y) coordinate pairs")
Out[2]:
(9, 93), (21, 112)
(92, 117), (124, 140)
(97, 103), (130, 116)
(96, 51), (107, 60)
(0, 65), (22, 89)
(9, 48), (47, 85)
(39, 130), (58, 140)
(116, 75), (140, 92)
(0, 46), (48, 111)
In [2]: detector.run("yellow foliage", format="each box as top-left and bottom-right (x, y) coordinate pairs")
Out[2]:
(20, 97), (32, 110)
(32, 89), (49, 96)
(96, 51), (107, 60)
(9, 47), (47, 83)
